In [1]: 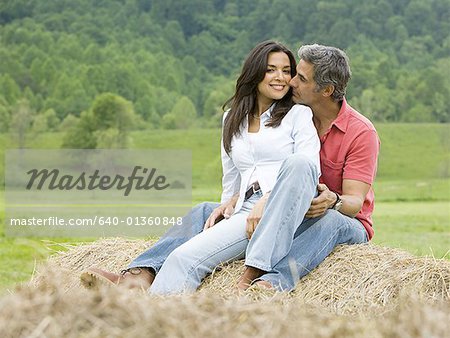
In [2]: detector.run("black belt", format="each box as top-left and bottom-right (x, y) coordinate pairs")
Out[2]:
(245, 182), (261, 200)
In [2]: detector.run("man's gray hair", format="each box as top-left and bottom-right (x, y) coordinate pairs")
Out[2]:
(298, 44), (351, 102)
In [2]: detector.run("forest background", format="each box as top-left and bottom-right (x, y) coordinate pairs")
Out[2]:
(0, 0), (449, 135)
(0, 0), (449, 289)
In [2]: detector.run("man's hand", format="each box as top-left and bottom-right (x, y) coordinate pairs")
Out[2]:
(305, 184), (336, 218)
(203, 194), (238, 230)
(306, 180), (370, 218)
(246, 193), (270, 239)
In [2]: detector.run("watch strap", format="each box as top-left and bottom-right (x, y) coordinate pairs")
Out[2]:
(331, 192), (341, 210)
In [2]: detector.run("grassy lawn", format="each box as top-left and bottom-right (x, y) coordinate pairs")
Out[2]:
(372, 201), (449, 258)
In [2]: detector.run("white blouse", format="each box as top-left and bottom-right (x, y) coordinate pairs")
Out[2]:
(220, 104), (321, 213)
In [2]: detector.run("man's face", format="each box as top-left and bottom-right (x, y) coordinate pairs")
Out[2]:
(289, 59), (321, 106)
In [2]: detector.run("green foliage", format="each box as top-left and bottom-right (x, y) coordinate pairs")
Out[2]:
(9, 99), (34, 148)
(163, 96), (197, 129)
(62, 93), (136, 148)
(62, 110), (97, 149)
(91, 93), (135, 133)
(0, 0), (448, 127)
(0, 98), (10, 132)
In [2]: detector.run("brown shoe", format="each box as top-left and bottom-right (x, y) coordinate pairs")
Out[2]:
(80, 267), (153, 290)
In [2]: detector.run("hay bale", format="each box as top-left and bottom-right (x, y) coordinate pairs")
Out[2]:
(30, 238), (449, 315)
(292, 244), (450, 314)
(1, 238), (449, 338)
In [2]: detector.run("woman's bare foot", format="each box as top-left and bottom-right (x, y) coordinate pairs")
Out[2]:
(253, 280), (273, 290)
(237, 266), (266, 290)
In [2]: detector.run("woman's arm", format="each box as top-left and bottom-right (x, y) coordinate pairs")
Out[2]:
(220, 111), (241, 203)
(220, 136), (240, 203)
(205, 113), (241, 230)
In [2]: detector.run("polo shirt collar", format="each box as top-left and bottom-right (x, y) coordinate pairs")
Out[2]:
(330, 98), (350, 133)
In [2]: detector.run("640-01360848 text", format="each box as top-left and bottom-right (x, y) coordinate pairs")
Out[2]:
(9, 216), (183, 227)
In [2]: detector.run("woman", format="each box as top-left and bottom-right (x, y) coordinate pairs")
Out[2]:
(147, 40), (320, 294)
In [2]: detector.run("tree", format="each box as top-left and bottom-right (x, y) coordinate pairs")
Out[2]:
(163, 21), (186, 53)
(47, 73), (90, 119)
(91, 93), (135, 133)
(58, 113), (79, 132)
(0, 97), (11, 132)
(9, 99), (34, 148)
(62, 110), (97, 149)
(62, 93), (137, 149)
(0, 74), (21, 105)
(202, 79), (234, 126)
(162, 96), (197, 129)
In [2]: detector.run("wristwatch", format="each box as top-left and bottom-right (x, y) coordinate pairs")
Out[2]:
(331, 192), (343, 211)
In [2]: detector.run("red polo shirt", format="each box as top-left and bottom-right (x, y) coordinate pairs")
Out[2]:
(319, 98), (380, 240)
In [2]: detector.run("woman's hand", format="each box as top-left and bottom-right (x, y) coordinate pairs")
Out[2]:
(246, 193), (270, 239)
(203, 194), (239, 230)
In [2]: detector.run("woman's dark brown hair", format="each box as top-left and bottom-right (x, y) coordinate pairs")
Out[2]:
(222, 40), (296, 154)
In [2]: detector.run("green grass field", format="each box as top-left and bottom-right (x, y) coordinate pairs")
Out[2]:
(0, 123), (449, 292)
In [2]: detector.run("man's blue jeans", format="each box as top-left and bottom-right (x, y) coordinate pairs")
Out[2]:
(128, 154), (368, 292)
(243, 154), (368, 291)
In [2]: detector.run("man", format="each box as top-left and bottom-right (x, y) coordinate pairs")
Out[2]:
(236, 44), (379, 290)
(82, 44), (379, 292)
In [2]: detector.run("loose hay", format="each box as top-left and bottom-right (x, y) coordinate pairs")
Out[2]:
(1, 272), (449, 338)
(1, 238), (449, 337)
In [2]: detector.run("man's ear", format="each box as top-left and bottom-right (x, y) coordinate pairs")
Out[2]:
(322, 84), (335, 98)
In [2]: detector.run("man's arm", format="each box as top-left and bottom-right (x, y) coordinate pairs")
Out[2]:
(305, 179), (370, 218)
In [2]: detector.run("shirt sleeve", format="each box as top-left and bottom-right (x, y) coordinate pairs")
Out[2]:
(220, 112), (241, 203)
(291, 105), (321, 176)
(343, 129), (380, 184)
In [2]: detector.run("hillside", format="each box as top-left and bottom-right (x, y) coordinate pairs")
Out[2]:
(0, 0), (449, 132)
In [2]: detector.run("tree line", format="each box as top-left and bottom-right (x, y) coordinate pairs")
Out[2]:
(0, 0), (449, 143)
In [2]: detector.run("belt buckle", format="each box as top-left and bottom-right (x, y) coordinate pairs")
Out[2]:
(246, 182), (260, 200)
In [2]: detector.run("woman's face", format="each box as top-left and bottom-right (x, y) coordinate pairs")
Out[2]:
(257, 52), (292, 106)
